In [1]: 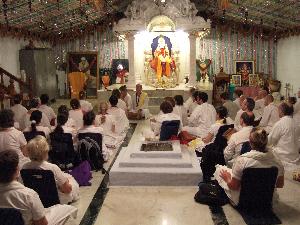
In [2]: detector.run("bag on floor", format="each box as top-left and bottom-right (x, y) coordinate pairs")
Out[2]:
(77, 137), (104, 170)
(68, 160), (92, 186)
(194, 181), (229, 206)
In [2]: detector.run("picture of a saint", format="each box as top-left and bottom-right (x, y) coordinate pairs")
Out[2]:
(150, 35), (176, 80)
(79, 57), (90, 78)
(235, 61), (254, 86)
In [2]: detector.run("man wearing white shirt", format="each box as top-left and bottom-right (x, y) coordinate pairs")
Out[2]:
(183, 91), (216, 138)
(259, 95), (279, 133)
(184, 87), (197, 115)
(10, 94), (27, 130)
(254, 90), (268, 118)
(220, 92), (239, 120)
(25, 98), (50, 128)
(224, 112), (254, 166)
(111, 89), (127, 112)
(234, 97), (255, 131)
(268, 102), (300, 166)
(120, 85), (133, 111)
(0, 150), (78, 225)
(38, 94), (56, 125)
(233, 89), (243, 109)
(79, 91), (93, 113)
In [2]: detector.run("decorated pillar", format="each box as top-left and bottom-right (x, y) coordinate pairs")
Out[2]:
(188, 32), (197, 86)
(126, 32), (136, 89)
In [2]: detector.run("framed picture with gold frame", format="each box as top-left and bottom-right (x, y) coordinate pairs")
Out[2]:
(249, 74), (259, 87)
(231, 74), (242, 87)
(67, 51), (99, 98)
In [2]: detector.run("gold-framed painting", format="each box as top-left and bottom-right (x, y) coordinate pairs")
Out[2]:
(67, 51), (99, 98)
(231, 74), (242, 87)
(249, 74), (259, 87)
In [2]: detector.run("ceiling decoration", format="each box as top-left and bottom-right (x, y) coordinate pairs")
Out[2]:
(0, 0), (300, 43)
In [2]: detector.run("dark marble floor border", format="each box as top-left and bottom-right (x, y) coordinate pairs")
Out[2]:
(79, 124), (137, 225)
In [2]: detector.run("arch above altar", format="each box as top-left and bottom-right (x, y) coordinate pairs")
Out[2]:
(113, 0), (211, 88)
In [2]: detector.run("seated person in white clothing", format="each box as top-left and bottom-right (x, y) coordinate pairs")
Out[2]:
(23, 135), (80, 204)
(150, 101), (182, 136)
(254, 90), (268, 117)
(57, 105), (76, 129)
(10, 94), (28, 130)
(107, 95), (129, 135)
(79, 91), (93, 114)
(111, 89), (127, 113)
(224, 112), (254, 167)
(0, 109), (29, 167)
(234, 97), (255, 131)
(233, 89), (244, 109)
(173, 95), (188, 126)
(217, 128), (284, 206)
(184, 87), (197, 116)
(220, 92), (239, 120)
(53, 113), (77, 140)
(38, 94), (56, 126)
(69, 99), (83, 130)
(23, 110), (51, 140)
(78, 111), (110, 161)
(25, 98), (50, 128)
(183, 91), (216, 138)
(120, 85), (132, 111)
(259, 95), (279, 133)
(0, 150), (77, 225)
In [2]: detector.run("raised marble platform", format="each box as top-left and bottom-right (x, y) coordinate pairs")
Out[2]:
(110, 120), (202, 186)
(97, 83), (213, 114)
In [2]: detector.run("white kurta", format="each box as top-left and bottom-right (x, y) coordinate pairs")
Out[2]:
(233, 98), (241, 109)
(254, 98), (265, 118)
(22, 161), (80, 204)
(268, 116), (300, 166)
(0, 127), (29, 167)
(183, 102), (216, 138)
(25, 109), (51, 128)
(79, 100), (93, 113)
(116, 99), (128, 112)
(0, 181), (77, 225)
(107, 107), (129, 134)
(173, 105), (188, 126)
(223, 100), (239, 120)
(259, 103), (279, 133)
(184, 97), (197, 115)
(38, 105), (56, 123)
(234, 109), (244, 131)
(123, 93), (133, 111)
(69, 109), (83, 130)
(10, 104), (28, 130)
(224, 126), (253, 166)
(215, 150), (284, 205)
(151, 112), (182, 136)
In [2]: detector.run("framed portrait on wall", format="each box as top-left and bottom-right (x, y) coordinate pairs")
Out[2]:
(231, 74), (242, 87)
(249, 74), (259, 87)
(234, 60), (255, 86)
(67, 51), (98, 98)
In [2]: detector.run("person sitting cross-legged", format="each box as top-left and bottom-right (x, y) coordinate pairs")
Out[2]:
(69, 99), (83, 130)
(22, 135), (80, 204)
(258, 94), (279, 133)
(215, 128), (284, 206)
(25, 98), (50, 129)
(0, 150), (78, 225)
(38, 94), (56, 126)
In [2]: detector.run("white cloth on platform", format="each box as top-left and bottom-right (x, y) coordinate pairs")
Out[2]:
(0, 181), (77, 225)
(107, 107), (129, 135)
(22, 161), (80, 204)
(268, 116), (300, 167)
(223, 100), (239, 120)
(151, 113), (182, 136)
(23, 125), (51, 139)
(69, 109), (83, 130)
(79, 100), (93, 113)
(0, 127), (28, 167)
(215, 150), (284, 205)
(38, 105), (56, 123)
(25, 109), (51, 128)
(78, 125), (110, 161)
(183, 102), (216, 138)
(224, 126), (253, 166)
(173, 105), (188, 126)
(259, 103), (279, 133)
(10, 104), (28, 130)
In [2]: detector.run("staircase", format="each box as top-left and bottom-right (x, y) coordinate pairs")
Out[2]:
(0, 67), (33, 109)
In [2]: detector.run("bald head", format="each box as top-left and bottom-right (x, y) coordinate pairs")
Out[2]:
(264, 94), (274, 106)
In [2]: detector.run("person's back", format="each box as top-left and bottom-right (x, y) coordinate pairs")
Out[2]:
(69, 99), (83, 130)
(11, 95), (28, 130)
(223, 100), (239, 120)
(259, 98), (279, 133)
(107, 107), (129, 134)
